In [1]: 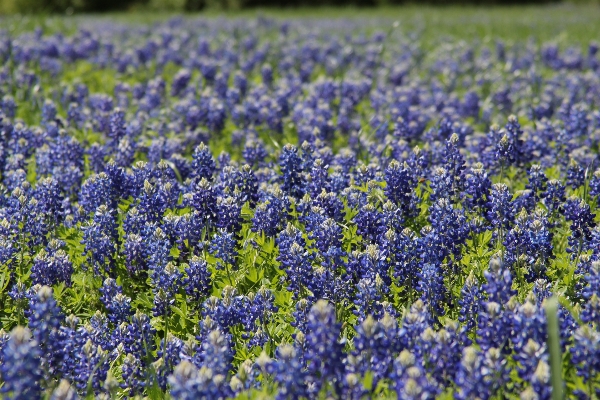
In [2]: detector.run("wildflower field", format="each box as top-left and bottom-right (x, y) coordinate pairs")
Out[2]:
(2, 6), (600, 399)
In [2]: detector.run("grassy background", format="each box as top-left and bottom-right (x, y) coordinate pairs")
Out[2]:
(2, 4), (600, 44)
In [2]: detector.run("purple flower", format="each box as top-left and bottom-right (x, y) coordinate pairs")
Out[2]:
(0, 327), (42, 399)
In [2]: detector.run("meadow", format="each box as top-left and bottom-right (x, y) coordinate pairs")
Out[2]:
(1, 5), (600, 399)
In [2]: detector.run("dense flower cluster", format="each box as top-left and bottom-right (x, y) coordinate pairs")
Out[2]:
(0, 15), (600, 399)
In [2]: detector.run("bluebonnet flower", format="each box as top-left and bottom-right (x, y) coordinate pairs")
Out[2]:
(183, 178), (217, 229)
(261, 63), (273, 85)
(308, 217), (346, 278)
(126, 161), (153, 198)
(108, 107), (126, 147)
(423, 322), (465, 386)
(217, 151), (231, 171)
(460, 91), (480, 118)
(291, 298), (312, 334)
(55, 314), (80, 380)
(340, 373), (368, 399)
(458, 272), (483, 334)
(216, 196), (242, 233)
(0, 219), (17, 265)
(191, 143), (216, 182)
(564, 195), (596, 256)
(504, 209), (554, 281)
(356, 245), (390, 285)
(442, 133), (466, 197)
(486, 183), (514, 237)
(429, 166), (453, 204)
(353, 275), (387, 322)
(566, 158), (586, 189)
(512, 189), (537, 215)
(173, 212), (205, 256)
(580, 262), (600, 325)
(493, 131), (514, 168)
(186, 105), (205, 130)
(543, 179), (566, 216)
(0, 329), (9, 364)
(121, 353), (147, 396)
(428, 197), (470, 261)
(152, 262), (183, 317)
(168, 360), (232, 400)
(81, 205), (118, 274)
(384, 160), (418, 219)
(500, 115), (524, 165)
(391, 349), (439, 399)
(521, 359), (552, 400)
(192, 315), (229, 364)
(248, 286), (278, 330)
(171, 69), (191, 96)
(380, 200), (404, 232)
(416, 226), (444, 273)
(2, 95), (17, 118)
(349, 314), (397, 389)
(67, 102), (83, 129)
(476, 258), (517, 353)
(156, 334), (187, 390)
(183, 256), (212, 304)
(137, 179), (179, 224)
(229, 359), (259, 395)
(511, 297), (547, 359)
(308, 159), (330, 196)
(42, 99), (57, 126)
(571, 325), (600, 398)
(124, 233), (146, 276)
(33, 176), (64, 226)
(100, 278), (132, 325)
(277, 225), (313, 299)
(354, 163), (379, 187)
(30, 242), (73, 287)
(484, 257), (516, 306)
(398, 299), (431, 358)
(23, 198), (54, 247)
(122, 206), (146, 236)
(381, 227), (419, 292)
(243, 140), (268, 168)
(195, 328), (233, 378)
(210, 229), (237, 271)
(455, 347), (509, 400)
(251, 186), (290, 237)
(279, 144), (304, 198)
(86, 312), (113, 352)
(514, 338), (547, 383)
(417, 263), (447, 318)
(0, 327), (42, 399)
(142, 224), (171, 272)
(304, 300), (346, 396)
(235, 164), (259, 206)
(207, 97), (226, 133)
(330, 165), (350, 194)
(72, 339), (109, 395)
(266, 344), (309, 400)
(316, 190), (345, 223)
(354, 203), (385, 244)
(27, 286), (65, 381)
(121, 310), (156, 362)
(217, 166), (242, 197)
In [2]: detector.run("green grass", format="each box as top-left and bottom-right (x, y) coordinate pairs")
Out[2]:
(3, 4), (600, 44)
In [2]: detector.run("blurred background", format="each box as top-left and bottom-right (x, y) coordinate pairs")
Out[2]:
(1, 0), (598, 14)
